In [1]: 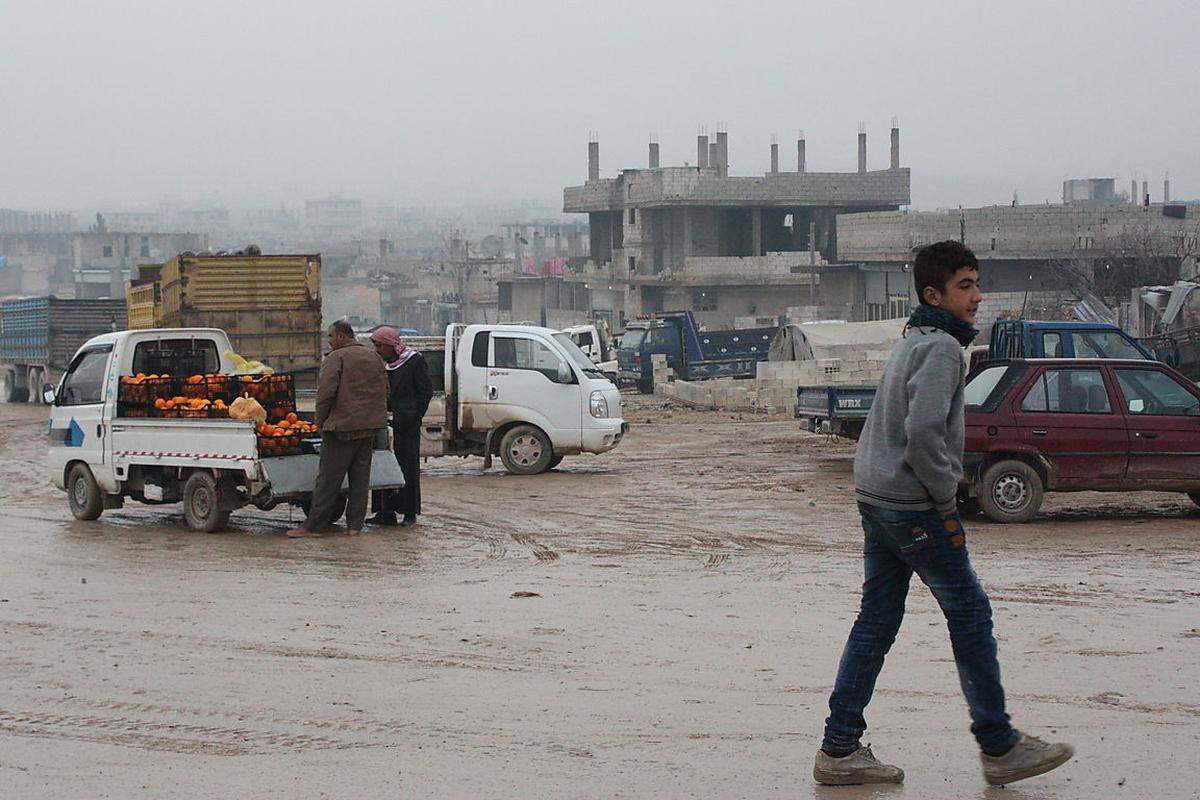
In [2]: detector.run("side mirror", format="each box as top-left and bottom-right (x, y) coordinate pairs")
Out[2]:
(42, 383), (56, 405)
(557, 361), (572, 384)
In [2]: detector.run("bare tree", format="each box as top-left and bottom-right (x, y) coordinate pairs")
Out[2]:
(1050, 218), (1200, 304)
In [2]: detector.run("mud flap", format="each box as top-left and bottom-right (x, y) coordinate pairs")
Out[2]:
(482, 428), (496, 470)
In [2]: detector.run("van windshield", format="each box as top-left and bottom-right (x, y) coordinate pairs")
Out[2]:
(551, 333), (605, 377)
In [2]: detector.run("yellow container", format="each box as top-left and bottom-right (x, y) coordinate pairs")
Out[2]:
(159, 254), (320, 316)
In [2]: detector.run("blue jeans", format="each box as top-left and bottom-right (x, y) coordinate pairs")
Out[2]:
(821, 502), (1018, 756)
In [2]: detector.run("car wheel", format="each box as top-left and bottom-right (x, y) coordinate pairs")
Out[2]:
(1189, 492), (1200, 509)
(67, 463), (104, 521)
(499, 425), (553, 475)
(956, 493), (982, 517)
(183, 472), (231, 533)
(978, 460), (1044, 524)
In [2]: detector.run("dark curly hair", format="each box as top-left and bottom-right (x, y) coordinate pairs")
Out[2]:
(913, 241), (978, 305)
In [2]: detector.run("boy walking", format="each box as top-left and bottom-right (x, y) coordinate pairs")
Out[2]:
(813, 241), (1074, 787)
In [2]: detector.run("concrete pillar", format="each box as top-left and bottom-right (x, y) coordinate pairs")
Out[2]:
(858, 131), (867, 173)
(1142, 180), (1149, 206)
(1132, 180), (1138, 205)
(697, 134), (709, 168)
(770, 142), (779, 173)
(588, 140), (599, 182)
(751, 209), (763, 256)
(648, 142), (660, 169)
(797, 135), (806, 172)
(1164, 175), (1171, 203)
(890, 125), (900, 169)
(716, 131), (729, 177)
(683, 209), (693, 261)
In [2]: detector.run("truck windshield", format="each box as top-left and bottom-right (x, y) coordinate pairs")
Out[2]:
(133, 339), (220, 376)
(1070, 331), (1145, 359)
(622, 328), (647, 349)
(551, 333), (605, 377)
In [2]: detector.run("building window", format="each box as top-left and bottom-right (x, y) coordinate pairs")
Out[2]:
(693, 290), (717, 312)
(140, 245), (150, 257)
(498, 283), (512, 311)
(628, 208), (636, 224)
(628, 256), (636, 273)
(102, 245), (113, 257)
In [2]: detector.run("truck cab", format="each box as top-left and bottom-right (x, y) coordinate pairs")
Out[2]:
(410, 324), (626, 474)
(972, 320), (1153, 371)
(563, 322), (618, 383)
(618, 311), (776, 393)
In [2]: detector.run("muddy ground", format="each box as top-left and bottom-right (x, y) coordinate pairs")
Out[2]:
(1, 396), (1197, 799)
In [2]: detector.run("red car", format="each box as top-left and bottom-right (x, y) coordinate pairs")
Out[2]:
(961, 359), (1200, 522)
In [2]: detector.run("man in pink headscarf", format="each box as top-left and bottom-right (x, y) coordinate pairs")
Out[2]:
(368, 326), (433, 526)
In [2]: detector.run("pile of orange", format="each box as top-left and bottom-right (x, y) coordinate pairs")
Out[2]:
(121, 373), (170, 384)
(154, 396), (213, 412)
(257, 412), (318, 437)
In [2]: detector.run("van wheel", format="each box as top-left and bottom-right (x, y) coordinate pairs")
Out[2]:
(67, 463), (104, 520)
(299, 492), (346, 523)
(977, 460), (1044, 523)
(183, 472), (231, 533)
(499, 425), (553, 475)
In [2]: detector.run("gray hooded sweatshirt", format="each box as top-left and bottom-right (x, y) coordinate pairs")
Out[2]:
(853, 325), (965, 514)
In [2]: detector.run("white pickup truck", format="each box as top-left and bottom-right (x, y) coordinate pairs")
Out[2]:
(563, 321), (619, 383)
(46, 327), (406, 532)
(409, 323), (627, 473)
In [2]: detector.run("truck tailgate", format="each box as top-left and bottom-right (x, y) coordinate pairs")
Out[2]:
(259, 452), (405, 496)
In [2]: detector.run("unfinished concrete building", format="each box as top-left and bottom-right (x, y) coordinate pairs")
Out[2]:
(563, 124), (910, 327)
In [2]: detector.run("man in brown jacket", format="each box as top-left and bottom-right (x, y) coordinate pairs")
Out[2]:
(287, 320), (388, 538)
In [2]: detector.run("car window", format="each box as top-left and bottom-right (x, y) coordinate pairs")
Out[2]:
(1020, 368), (1111, 414)
(132, 338), (219, 376)
(1071, 331), (1144, 359)
(493, 336), (568, 382)
(59, 347), (111, 406)
(470, 331), (489, 367)
(1041, 332), (1062, 358)
(1115, 369), (1200, 416)
(575, 331), (593, 347)
(965, 365), (1008, 407)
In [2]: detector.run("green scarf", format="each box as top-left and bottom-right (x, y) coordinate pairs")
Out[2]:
(907, 304), (978, 347)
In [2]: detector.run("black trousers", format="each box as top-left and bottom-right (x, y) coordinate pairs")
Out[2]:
(308, 433), (374, 531)
(372, 426), (421, 519)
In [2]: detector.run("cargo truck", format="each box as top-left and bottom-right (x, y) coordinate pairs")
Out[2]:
(128, 252), (322, 389)
(46, 326), (405, 532)
(0, 297), (127, 403)
(617, 311), (777, 393)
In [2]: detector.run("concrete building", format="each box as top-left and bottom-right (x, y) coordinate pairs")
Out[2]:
(0, 210), (77, 298)
(1063, 178), (1116, 205)
(72, 230), (207, 299)
(836, 202), (1200, 324)
(305, 197), (364, 240)
(563, 125), (910, 327)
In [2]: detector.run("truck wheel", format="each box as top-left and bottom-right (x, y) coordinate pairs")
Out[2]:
(2, 369), (28, 403)
(183, 472), (231, 533)
(1189, 492), (1200, 509)
(637, 377), (653, 394)
(499, 425), (553, 475)
(67, 463), (104, 521)
(299, 493), (346, 523)
(978, 460), (1044, 524)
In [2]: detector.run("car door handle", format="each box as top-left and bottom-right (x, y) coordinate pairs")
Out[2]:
(487, 386), (498, 400)
(96, 424), (103, 438)
(1031, 428), (1047, 436)
(1136, 431), (1159, 439)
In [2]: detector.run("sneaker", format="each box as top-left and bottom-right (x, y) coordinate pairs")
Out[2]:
(813, 745), (904, 785)
(981, 733), (1074, 786)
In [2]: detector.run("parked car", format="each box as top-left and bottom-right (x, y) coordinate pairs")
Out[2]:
(961, 358), (1200, 522)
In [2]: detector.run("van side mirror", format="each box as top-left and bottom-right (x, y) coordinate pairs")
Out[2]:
(42, 384), (56, 405)
(557, 361), (572, 384)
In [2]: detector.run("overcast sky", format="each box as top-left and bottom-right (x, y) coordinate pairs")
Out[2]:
(2, 0), (1197, 216)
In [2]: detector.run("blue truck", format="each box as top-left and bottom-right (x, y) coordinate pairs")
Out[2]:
(617, 311), (777, 393)
(797, 319), (1155, 440)
(1, 296), (127, 403)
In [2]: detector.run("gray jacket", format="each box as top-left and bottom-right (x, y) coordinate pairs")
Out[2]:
(853, 326), (966, 514)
